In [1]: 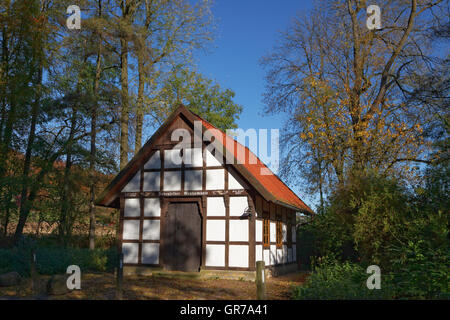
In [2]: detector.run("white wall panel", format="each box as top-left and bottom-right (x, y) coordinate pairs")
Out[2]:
(205, 169), (224, 190)
(205, 244), (225, 267)
(144, 151), (160, 169)
(143, 172), (160, 191)
(142, 220), (160, 240)
(206, 197), (226, 216)
(270, 245), (277, 265)
(206, 220), (225, 241)
(144, 198), (160, 217)
(293, 246), (297, 261)
(184, 170), (202, 190)
(283, 245), (288, 263)
(229, 196), (248, 216)
(163, 171), (181, 191)
(270, 222), (276, 243)
(288, 248), (293, 263)
(228, 172), (244, 189)
(228, 245), (249, 268)
(292, 226), (296, 242)
(123, 220), (140, 240)
(122, 243), (139, 264)
(256, 245), (263, 263)
(122, 171), (140, 192)
(282, 223), (287, 242)
(124, 198), (140, 217)
(256, 220), (263, 242)
(263, 249), (270, 266)
(205, 149), (222, 167)
(141, 243), (159, 264)
(229, 220), (248, 242)
(184, 148), (203, 167)
(276, 248), (283, 265)
(164, 149), (182, 168)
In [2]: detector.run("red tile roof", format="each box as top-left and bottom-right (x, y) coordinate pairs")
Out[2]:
(193, 114), (313, 214)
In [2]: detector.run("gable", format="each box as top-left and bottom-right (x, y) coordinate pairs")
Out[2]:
(96, 105), (313, 214)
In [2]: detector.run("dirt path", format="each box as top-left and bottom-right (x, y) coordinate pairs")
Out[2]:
(0, 272), (308, 300)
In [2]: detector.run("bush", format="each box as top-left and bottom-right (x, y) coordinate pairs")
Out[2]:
(293, 258), (394, 300)
(0, 246), (118, 277)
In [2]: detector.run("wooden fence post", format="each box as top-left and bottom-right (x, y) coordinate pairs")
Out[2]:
(116, 253), (123, 300)
(256, 260), (266, 300)
(30, 249), (37, 294)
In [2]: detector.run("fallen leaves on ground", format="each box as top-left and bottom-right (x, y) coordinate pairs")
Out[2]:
(0, 272), (308, 300)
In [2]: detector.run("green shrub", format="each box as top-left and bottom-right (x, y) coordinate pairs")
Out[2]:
(389, 240), (449, 299)
(293, 258), (394, 300)
(0, 246), (118, 277)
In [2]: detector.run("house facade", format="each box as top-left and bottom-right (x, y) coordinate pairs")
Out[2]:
(96, 105), (313, 274)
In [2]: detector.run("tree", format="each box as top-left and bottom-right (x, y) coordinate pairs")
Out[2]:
(262, 0), (446, 199)
(152, 65), (243, 131)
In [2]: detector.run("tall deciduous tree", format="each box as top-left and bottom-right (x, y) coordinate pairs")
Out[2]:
(262, 0), (446, 200)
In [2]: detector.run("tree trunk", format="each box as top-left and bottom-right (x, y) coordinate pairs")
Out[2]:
(134, 52), (144, 154)
(59, 108), (77, 246)
(13, 61), (42, 245)
(119, 36), (129, 169)
(89, 11), (103, 249)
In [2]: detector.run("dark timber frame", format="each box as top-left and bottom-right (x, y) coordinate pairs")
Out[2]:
(98, 105), (310, 273)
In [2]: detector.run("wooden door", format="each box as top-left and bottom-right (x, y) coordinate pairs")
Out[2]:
(163, 202), (202, 271)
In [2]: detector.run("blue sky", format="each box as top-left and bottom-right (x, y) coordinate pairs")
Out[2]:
(194, 0), (316, 208)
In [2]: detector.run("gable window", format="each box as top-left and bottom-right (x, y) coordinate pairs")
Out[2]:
(263, 218), (270, 248)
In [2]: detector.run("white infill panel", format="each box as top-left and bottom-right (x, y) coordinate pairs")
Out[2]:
(283, 245), (288, 263)
(163, 171), (181, 191)
(228, 245), (249, 268)
(142, 220), (160, 240)
(293, 246), (297, 261)
(292, 226), (297, 242)
(205, 169), (224, 190)
(122, 220), (140, 240)
(141, 243), (159, 264)
(205, 149), (222, 167)
(282, 223), (287, 242)
(270, 245), (277, 265)
(164, 149), (182, 168)
(184, 148), (203, 167)
(229, 196), (248, 216)
(144, 198), (160, 217)
(276, 248), (283, 265)
(122, 171), (140, 192)
(206, 197), (226, 216)
(184, 170), (202, 190)
(270, 222), (276, 243)
(143, 172), (160, 191)
(288, 248), (293, 262)
(229, 219), (248, 242)
(144, 151), (161, 169)
(228, 172), (244, 190)
(263, 249), (270, 266)
(256, 245), (263, 263)
(124, 198), (140, 217)
(205, 244), (225, 267)
(122, 243), (139, 264)
(206, 220), (225, 241)
(256, 220), (263, 242)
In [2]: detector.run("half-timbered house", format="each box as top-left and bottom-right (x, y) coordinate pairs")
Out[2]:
(96, 105), (313, 277)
